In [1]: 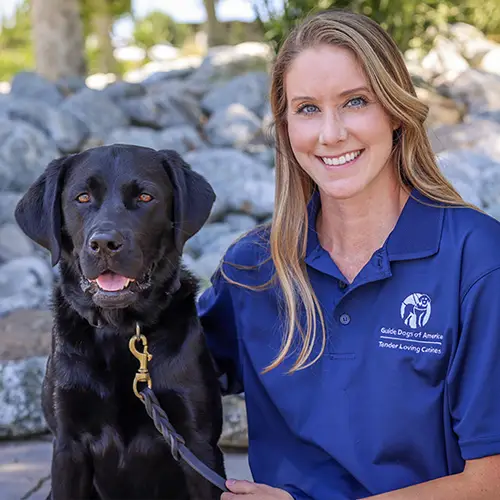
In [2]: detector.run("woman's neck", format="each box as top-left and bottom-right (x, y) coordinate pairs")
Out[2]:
(316, 182), (409, 282)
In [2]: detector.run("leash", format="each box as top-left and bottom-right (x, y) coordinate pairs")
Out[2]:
(129, 323), (228, 493)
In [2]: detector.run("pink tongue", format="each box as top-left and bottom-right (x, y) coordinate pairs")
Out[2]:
(96, 273), (129, 292)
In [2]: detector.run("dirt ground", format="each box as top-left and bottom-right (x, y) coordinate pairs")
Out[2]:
(0, 309), (52, 361)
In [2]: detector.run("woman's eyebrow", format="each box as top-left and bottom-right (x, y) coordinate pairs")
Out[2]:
(290, 86), (371, 103)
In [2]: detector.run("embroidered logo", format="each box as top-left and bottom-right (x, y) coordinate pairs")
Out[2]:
(400, 293), (431, 328)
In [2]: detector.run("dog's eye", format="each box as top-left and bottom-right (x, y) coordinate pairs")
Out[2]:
(76, 193), (91, 203)
(138, 193), (153, 203)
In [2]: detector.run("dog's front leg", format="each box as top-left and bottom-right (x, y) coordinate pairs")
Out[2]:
(179, 442), (225, 500)
(49, 438), (95, 499)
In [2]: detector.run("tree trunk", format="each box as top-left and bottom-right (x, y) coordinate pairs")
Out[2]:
(89, 0), (117, 74)
(203, 0), (225, 47)
(31, 0), (86, 81)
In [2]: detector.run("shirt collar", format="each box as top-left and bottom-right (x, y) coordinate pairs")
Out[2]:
(305, 187), (444, 263)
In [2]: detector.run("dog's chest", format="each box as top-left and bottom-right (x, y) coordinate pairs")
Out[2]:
(55, 334), (152, 423)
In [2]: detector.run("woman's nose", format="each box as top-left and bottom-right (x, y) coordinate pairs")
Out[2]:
(319, 111), (348, 145)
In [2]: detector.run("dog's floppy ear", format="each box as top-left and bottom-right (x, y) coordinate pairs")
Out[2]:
(15, 155), (73, 266)
(159, 149), (216, 253)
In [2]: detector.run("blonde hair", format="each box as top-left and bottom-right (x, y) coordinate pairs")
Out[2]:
(224, 9), (470, 373)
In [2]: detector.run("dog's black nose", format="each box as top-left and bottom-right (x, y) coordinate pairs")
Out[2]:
(88, 231), (124, 254)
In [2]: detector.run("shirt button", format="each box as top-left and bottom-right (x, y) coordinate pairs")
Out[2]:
(340, 313), (351, 325)
(338, 280), (347, 290)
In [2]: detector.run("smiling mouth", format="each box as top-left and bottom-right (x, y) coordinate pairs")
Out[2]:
(318, 149), (365, 167)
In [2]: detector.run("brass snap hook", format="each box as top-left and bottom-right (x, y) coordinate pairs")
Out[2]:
(129, 323), (153, 400)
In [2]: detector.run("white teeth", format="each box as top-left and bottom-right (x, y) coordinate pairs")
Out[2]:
(321, 150), (362, 166)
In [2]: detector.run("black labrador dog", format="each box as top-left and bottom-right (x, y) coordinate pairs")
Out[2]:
(15, 144), (225, 499)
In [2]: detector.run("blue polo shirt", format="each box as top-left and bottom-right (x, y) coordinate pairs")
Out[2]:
(197, 189), (500, 499)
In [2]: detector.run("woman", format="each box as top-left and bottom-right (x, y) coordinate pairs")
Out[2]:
(198, 9), (500, 499)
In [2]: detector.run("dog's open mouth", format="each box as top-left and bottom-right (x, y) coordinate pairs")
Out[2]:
(80, 269), (152, 309)
(91, 272), (135, 292)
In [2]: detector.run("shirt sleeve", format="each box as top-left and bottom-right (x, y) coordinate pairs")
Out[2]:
(447, 266), (500, 460)
(197, 267), (243, 395)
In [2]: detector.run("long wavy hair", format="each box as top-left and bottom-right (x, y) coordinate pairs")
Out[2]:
(224, 9), (470, 374)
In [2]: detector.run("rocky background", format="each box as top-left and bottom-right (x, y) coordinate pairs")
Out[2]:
(1, 22), (500, 448)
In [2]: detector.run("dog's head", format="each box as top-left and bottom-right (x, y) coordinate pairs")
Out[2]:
(15, 144), (215, 310)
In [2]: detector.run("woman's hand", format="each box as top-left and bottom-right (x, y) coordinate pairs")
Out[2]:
(222, 479), (294, 498)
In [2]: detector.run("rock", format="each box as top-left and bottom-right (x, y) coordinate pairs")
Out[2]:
(10, 72), (64, 107)
(422, 35), (469, 83)
(429, 119), (500, 154)
(100, 80), (147, 101)
(0, 257), (53, 317)
(445, 69), (500, 115)
(204, 103), (262, 148)
(185, 222), (238, 258)
(158, 125), (207, 154)
(0, 223), (34, 262)
(435, 149), (499, 207)
(479, 46), (500, 76)
(184, 148), (275, 220)
(486, 204), (500, 222)
(127, 56), (202, 84)
(85, 73), (117, 90)
(60, 88), (129, 140)
(6, 98), (90, 153)
(437, 149), (497, 184)
(0, 356), (48, 439)
(480, 165), (500, 208)
(0, 309), (52, 361)
(188, 252), (223, 282)
(0, 192), (22, 225)
(224, 214), (258, 232)
(189, 42), (272, 86)
(448, 22), (499, 64)
(105, 127), (163, 150)
(201, 72), (269, 117)
(117, 88), (202, 129)
(0, 118), (59, 192)
(219, 394), (248, 449)
(416, 87), (464, 126)
(55, 75), (88, 95)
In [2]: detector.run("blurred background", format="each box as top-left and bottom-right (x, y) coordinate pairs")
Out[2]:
(1, 1), (500, 498)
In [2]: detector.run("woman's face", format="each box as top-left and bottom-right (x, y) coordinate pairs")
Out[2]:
(285, 44), (399, 202)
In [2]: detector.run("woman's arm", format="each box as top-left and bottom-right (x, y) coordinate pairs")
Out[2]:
(221, 456), (500, 499)
(369, 455), (500, 499)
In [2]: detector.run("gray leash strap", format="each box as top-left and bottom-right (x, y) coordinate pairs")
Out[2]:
(140, 386), (229, 493)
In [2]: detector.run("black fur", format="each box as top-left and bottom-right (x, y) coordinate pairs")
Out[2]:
(15, 144), (225, 499)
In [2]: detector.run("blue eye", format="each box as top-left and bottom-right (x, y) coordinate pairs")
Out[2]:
(345, 96), (367, 108)
(296, 104), (319, 115)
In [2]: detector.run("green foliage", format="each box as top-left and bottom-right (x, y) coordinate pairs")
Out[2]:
(0, 0), (34, 80)
(80, 0), (132, 36)
(133, 11), (191, 49)
(253, 0), (500, 54)
(0, 0), (31, 50)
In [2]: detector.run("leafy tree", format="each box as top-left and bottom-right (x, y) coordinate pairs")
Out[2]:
(0, 0), (31, 49)
(202, 0), (226, 46)
(0, 0), (34, 79)
(133, 10), (190, 49)
(253, 0), (500, 54)
(31, 0), (86, 80)
(81, 0), (132, 74)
